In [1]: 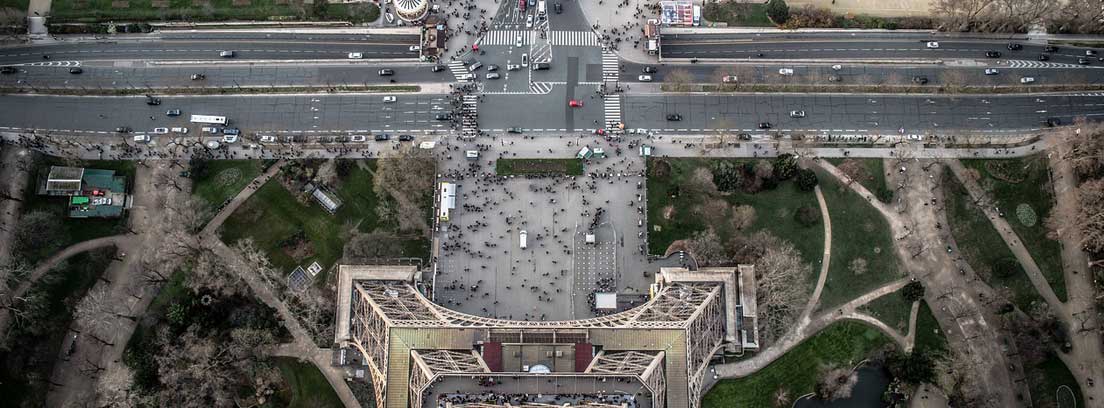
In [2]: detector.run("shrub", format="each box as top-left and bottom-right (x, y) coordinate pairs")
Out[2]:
(795, 205), (821, 227)
(774, 154), (799, 180)
(766, 0), (789, 24)
(796, 168), (819, 191)
(902, 281), (925, 302)
(1015, 203), (1037, 227)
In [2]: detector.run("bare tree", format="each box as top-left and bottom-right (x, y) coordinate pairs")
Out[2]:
(74, 285), (129, 347)
(753, 232), (812, 346)
(931, 0), (998, 31)
(94, 362), (139, 407)
(373, 150), (436, 234)
(666, 69), (694, 91)
(815, 366), (858, 401)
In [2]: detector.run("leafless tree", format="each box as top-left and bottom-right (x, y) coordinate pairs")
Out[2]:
(94, 362), (139, 407)
(931, 0), (998, 31)
(754, 233), (812, 346)
(815, 366), (858, 401)
(74, 285), (129, 347)
(686, 229), (729, 266)
(373, 149), (436, 234)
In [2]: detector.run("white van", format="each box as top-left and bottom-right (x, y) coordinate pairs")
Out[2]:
(519, 230), (528, 249)
(133, 134), (150, 143)
(170, 127), (188, 134)
(222, 135), (239, 143)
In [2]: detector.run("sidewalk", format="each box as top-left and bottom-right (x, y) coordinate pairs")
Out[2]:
(577, 0), (659, 63)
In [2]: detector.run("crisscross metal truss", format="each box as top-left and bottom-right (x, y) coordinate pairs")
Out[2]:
(586, 351), (662, 375)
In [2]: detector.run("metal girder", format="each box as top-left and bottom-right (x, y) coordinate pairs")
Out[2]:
(586, 351), (661, 375)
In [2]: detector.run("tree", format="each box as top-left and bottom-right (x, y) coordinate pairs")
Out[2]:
(754, 232), (811, 346)
(730, 205), (756, 231)
(815, 366), (858, 401)
(991, 257), (1022, 278)
(796, 168), (819, 191)
(902, 281), (925, 301)
(885, 349), (937, 384)
(795, 205), (820, 227)
(74, 285), (128, 347)
(766, 0), (790, 24)
(686, 229), (729, 266)
(931, 0), (997, 31)
(773, 154), (798, 180)
(711, 160), (742, 192)
(12, 210), (65, 261)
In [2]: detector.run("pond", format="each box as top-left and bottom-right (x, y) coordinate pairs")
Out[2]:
(794, 365), (892, 408)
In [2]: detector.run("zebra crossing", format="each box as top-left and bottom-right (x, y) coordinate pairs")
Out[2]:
(601, 51), (620, 82)
(480, 30), (534, 46)
(549, 31), (601, 47)
(1006, 60), (1098, 69)
(604, 94), (622, 130)
(460, 95), (479, 139)
(447, 60), (471, 81)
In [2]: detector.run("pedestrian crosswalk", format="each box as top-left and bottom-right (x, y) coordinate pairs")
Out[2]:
(604, 94), (622, 130)
(480, 30), (533, 46)
(1006, 59), (1098, 69)
(461, 95), (479, 139)
(549, 31), (601, 47)
(601, 51), (620, 82)
(448, 60), (470, 81)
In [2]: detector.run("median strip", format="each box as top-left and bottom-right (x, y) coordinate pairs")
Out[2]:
(0, 84), (422, 96)
(660, 83), (1104, 95)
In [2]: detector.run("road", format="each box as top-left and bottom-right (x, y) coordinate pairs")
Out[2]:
(659, 31), (1104, 65)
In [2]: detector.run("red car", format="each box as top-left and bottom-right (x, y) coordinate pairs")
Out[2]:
(569, 99), (583, 107)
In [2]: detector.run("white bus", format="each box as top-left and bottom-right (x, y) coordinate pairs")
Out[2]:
(538, 0), (546, 16)
(189, 115), (228, 125)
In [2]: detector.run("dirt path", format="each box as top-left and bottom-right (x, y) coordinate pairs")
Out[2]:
(200, 159), (286, 237)
(0, 234), (132, 343)
(802, 184), (833, 319)
(0, 145), (31, 266)
(1045, 142), (1104, 406)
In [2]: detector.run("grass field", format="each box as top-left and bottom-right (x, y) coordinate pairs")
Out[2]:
(826, 158), (888, 198)
(0, 0), (27, 11)
(495, 158), (584, 176)
(815, 168), (902, 312)
(702, 321), (893, 407)
(943, 172), (1044, 312)
(218, 160), (428, 278)
(18, 158), (134, 263)
(645, 158), (824, 271)
(961, 157), (1067, 302)
(49, 0), (378, 23)
(274, 357), (345, 408)
(1029, 354), (1084, 408)
(191, 160), (263, 210)
(858, 288), (913, 333)
(912, 301), (948, 357)
(702, 1), (772, 27)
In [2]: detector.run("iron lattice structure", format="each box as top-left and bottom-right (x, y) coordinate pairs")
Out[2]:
(341, 266), (753, 408)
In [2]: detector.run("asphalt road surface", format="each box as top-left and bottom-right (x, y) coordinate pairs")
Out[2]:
(661, 33), (1104, 65)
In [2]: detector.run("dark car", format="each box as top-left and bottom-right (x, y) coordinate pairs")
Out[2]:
(1043, 45), (1058, 52)
(912, 76), (928, 85)
(737, 133), (752, 140)
(1079, 57), (1091, 65)
(985, 51), (1001, 58)
(666, 114), (682, 121)
(432, 65), (445, 72)
(533, 62), (550, 70)
(146, 96), (161, 106)
(1038, 54), (1050, 61)
(642, 66), (656, 73)
(1007, 43), (1022, 50)
(1043, 118), (1060, 127)
(554, 2), (562, 13)
(398, 134), (415, 141)
(115, 126), (132, 133)
(507, 127), (523, 133)
(0, 66), (16, 74)
(374, 134), (391, 141)
(69, 67), (82, 74)
(378, 69), (395, 76)
(435, 113), (452, 121)
(758, 122), (772, 129)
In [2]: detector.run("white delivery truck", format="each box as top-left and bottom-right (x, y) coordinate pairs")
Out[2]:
(538, 0), (546, 17)
(519, 230), (528, 249)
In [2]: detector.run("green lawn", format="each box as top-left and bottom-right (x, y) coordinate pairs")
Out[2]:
(1029, 354), (1083, 408)
(702, 1), (772, 27)
(18, 158), (134, 263)
(218, 160), (428, 277)
(943, 172), (1044, 312)
(826, 158), (888, 198)
(912, 301), (948, 358)
(495, 158), (584, 176)
(646, 158), (824, 270)
(50, 0), (343, 23)
(961, 156), (1067, 302)
(815, 168), (902, 312)
(703, 321), (893, 407)
(858, 288), (913, 333)
(274, 357), (345, 408)
(0, 0), (28, 11)
(191, 160), (263, 210)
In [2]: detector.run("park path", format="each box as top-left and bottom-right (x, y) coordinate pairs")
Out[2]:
(1045, 141), (1104, 406)
(801, 184), (833, 320)
(714, 277), (910, 378)
(0, 234), (132, 343)
(945, 160), (1064, 310)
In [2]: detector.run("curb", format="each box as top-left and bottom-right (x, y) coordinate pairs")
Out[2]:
(149, 58), (424, 66)
(658, 58), (945, 65)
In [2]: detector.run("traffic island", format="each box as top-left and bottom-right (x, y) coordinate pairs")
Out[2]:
(494, 158), (585, 176)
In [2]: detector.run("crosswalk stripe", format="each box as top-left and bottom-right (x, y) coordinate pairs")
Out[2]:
(479, 30), (534, 46)
(549, 31), (601, 47)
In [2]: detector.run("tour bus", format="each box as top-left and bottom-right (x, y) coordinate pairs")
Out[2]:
(189, 115), (228, 125)
(519, 230), (528, 249)
(538, 0), (546, 16)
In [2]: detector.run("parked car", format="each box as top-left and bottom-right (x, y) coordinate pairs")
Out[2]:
(758, 122), (772, 129)
(115, 126), (132, 133)
(222, 135), (239, 143)
(374, 134), (391, 141)
(1043, 118), (1060, 127)
(202, 127), (220, 134)
(133, 134), (150, 143)
(409, 45), (421, 52)
(554, 2), (561, 13)
(350, 135), (367, 142)
(152, 127), (169, 134)
(222, 128), (240, 136)
(737, 133), (752, 140)
(398, 134), (415, 141)
(828, 75), (841, 82)
(146, 97), (161, 106)
(487, 64), (499, 72)
(831, 64), (842, 70)
(722, 75), (738, 83)
(507, 127), (523, 133)
(170, 127), (188, 133)
(432, 65), (445, 72)
(260, 135), (278, 143)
